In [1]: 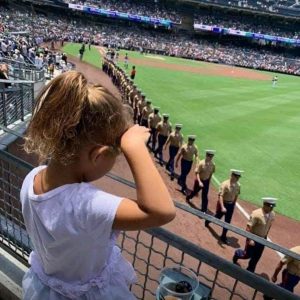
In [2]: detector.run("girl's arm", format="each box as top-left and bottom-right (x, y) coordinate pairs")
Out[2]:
(113, 125), (176, 230)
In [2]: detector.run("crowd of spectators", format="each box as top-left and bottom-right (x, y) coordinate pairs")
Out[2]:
(201, 0), (299, 17)
(41, 0), (300, 39)
(0, 5), (299, 75)
(63, 0), (182, 23)
(63, 0), (300, 19)
(0, 10), (76, 83)
(194, 11), (300, 39)
(0, 35), (70, 74)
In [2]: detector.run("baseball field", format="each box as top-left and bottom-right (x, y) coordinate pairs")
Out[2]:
(63, 43), (300, 221)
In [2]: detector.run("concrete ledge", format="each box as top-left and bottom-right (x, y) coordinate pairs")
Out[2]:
(0, 117), (30, 151)
(0, 247), (27, 300)
(0, 270), (22, 300)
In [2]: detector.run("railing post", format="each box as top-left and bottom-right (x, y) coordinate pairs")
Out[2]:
(2, 86), (7, 127)
(0, 86), (3, 126)
(13, 86), (18, 122)
(31, 82), (35, 112)
(20, 84), (24, 121)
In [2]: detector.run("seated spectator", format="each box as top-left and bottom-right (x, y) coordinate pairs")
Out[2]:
(0, 63), (11, 88)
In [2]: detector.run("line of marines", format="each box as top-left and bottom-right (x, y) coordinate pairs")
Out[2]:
(102, 57), (300, 296)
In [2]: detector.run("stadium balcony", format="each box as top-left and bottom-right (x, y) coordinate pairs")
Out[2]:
(0, 143), (300, 299)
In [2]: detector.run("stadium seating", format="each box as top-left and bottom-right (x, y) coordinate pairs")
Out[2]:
(195, 0), (300, 17)
(63, 0), (182, 23)
(194, 10), (300, 38)
(1, 4), (299, 75)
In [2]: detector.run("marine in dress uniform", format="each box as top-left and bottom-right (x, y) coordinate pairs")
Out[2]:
(140, 100), (153, 127)
(125, 82), (135, 104)
(271, 245), (300, 293)
(186, 150), (216, 212)
(133, 89), (142, 123)
(102, 57), (108, 73)
(122, 77), (130, 102)
(233, 197), (276, 272)
(110, 63), (116, 84)
(164, 124), (184, 180)
(175, 136), (199, 194)
(205, 169), (242, 243)
(147, 107), (161, 151)
(128, 84), (138, 107)
(154, 114), (172, 165)
(137, 94), (146, 125)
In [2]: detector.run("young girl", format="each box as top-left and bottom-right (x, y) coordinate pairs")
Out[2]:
(21, 71), (176, 299)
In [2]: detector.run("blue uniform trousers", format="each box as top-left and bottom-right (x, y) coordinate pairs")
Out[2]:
(279, 269), (300, 292)
(214, 201), (235, 239)
(133, 107), (138, 123)
(234, 239), (265, 272)
(178, 159), (193, 191)
(140, 118), (148, 128)
(147, 127), (157, 151)
(155, 135), (168, 163)
(188, 178), (211, 212)
(166, 145), (179, 176)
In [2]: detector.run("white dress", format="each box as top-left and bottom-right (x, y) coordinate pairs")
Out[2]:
(21, 166), (137, 299)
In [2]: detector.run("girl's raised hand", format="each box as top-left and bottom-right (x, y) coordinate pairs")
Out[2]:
(121, 125), (150, 151)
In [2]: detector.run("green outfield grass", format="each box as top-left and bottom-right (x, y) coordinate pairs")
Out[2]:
(63, 43), (102, 67)
(64, 43), (300, 221)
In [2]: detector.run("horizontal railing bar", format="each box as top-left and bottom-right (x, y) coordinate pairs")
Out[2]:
(0, 79), (35, 84)
(146, 227), (300, 300)
(0, 87), (28, 93)
(0, 57), (34, 67)
(0, 240), (30, 267)
(106, 172), (136, 188)
(0, 125), (24, 138)
(0, 149), (34, 171)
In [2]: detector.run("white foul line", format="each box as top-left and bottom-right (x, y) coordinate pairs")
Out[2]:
(211, 175), (283, 258)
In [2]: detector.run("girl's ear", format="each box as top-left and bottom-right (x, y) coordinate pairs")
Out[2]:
(89, 146), (112, 165)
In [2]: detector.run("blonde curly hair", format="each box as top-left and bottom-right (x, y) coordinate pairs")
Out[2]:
(24, 71), (129, 165)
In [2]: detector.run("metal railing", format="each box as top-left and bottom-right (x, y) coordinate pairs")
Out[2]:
(0, 148), (299, 300)
(0, 57), (46, 82)
(0, 79), (34, 127)
(0, 57), (36, 71)
(10, 67), (45, 82)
